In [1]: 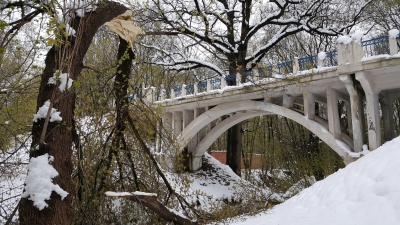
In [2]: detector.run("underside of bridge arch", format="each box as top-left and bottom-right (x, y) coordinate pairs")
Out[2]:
(178, 100), (358, 171)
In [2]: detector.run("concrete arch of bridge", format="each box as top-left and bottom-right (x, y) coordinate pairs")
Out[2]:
(191, 111), (270, 156)
(178, 100), (357, 170)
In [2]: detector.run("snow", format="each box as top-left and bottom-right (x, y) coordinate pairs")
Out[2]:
(48, 71), (73, 92)
(388, 29), (399, 39)
(33, 100), (63, 122)
(133, 191), (157, 196)
(335, 140), (359, 157)
(351, 31), (364, 45)
(65, 24), (76, 36)
(337, 35), (352, 45)
(230, 136), (400, 225)
(163, 153), (282, 215)
(188, 153), (242, 200)
(317, 51), (326, 61)
(106, 191), (158, 197)
(360, 54), (391, 62)
(21, 154), (68, 210)
(105, 191), (133, 197)
(337, 32), (364, 45)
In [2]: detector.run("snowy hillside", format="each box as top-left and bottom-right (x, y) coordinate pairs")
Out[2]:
(231, 136), (400, 225)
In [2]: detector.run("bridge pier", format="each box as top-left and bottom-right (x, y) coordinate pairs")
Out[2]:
(158, 112), (176, 171)
(183, 109), (197, 151)
(326, 87), (342, 140)
(303, 91), (315, 120)
(380, 90), (400, 142)
(173, 111), (183, 136)
(340, 74), (364, 152)
(356, 71), (381, 150)
(189, 155), (203, 171)
(380, 92), (395, 142)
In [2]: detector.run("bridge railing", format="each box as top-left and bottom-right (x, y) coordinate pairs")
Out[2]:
(277, 60), (293, 74)
(225, 74), (237, 86)
(362, 36), (390, 57)
(173, 87), (182, 98)
(258, 66), (273, 78)
(298, 56), (318, 71)
(197, 80), (207, 93)
(211, 78), (221, 90)
(185, 84), (194, 95)
(324, 50), (338, 67)
(133, 30), (399, 102)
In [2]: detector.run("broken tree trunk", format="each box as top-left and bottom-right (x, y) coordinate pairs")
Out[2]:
(19, 2), (129, 224)
(105, 192), (198, 225)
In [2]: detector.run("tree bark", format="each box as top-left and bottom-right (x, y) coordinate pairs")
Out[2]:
(226, 123), (242, 176)
(114, 37), (135, 132)
(19, 2), (128, 224)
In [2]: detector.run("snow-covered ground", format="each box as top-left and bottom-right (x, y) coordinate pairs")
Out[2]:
(4, 132), (400, 224)
(228, 136), (400, 225)
(165, 153), (282, 214)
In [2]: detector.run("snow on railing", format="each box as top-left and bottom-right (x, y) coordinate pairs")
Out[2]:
(131, 31), (400, 102)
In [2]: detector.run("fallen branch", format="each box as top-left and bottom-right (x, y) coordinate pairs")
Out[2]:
(105, 191), (198, 225)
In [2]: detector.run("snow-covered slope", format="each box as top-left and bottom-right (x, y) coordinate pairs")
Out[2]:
(232, 136), (400, 225)
(167, 153), (282, 213)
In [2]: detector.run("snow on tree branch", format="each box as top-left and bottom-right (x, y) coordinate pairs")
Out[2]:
(140, 40), (226, 76)
(133, 0), (372, 75)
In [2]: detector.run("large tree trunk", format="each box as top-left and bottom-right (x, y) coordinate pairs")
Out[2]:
(19, 2), (128, 224)
(114, 37), (134, 133)
(226, 123), (242, 176)
(225, 55), (245, 176)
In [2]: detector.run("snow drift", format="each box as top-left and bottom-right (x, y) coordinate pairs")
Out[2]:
(232, 136), (400, 225)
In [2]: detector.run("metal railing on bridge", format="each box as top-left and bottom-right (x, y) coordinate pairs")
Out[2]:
(277, 60), (294, 74)
(185, 84), (194, 95)
(362, 36), (390, 57)
(298, 56), (317, 71)
(132, 30), (400, 102)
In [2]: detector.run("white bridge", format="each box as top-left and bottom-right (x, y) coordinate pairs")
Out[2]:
(137, 32), (400, 171)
